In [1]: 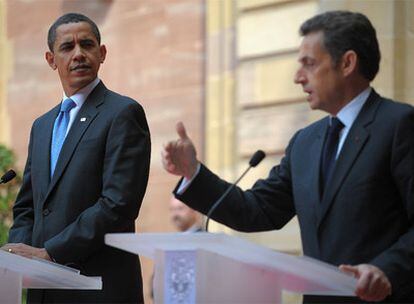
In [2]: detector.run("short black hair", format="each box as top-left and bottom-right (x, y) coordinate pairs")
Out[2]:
(47, 13), (101, 52)
(300, 11), (380, 81)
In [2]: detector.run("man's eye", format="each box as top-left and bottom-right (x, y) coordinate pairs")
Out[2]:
(304, 62), (315, 68)
(60, 45), (73, 51)
(81, 41), (95, 48)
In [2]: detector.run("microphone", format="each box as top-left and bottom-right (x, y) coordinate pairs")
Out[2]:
(205, 150), (266, 231)
(0, 169), (16, 184)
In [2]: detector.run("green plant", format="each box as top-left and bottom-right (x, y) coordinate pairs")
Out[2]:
(0, 144), (21, 245)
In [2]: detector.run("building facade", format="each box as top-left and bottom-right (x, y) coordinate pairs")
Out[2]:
(1, 0), (414, 302)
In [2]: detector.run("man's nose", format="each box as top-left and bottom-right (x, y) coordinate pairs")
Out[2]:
(73, 45), (85, 60)
(294, 69), (305, 84)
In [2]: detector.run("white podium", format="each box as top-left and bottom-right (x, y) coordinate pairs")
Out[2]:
(0, 250), (101, 304)
(105, 232), (356, 304)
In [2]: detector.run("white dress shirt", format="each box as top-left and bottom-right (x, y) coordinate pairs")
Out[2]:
(334, 86), (371, 158)
(61, 77), (100, 136)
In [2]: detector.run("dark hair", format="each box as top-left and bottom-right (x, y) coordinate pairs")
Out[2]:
(47, 13), (101, 51)
(300, 11), (380, 81)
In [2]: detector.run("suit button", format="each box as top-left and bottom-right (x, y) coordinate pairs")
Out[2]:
(43, 209), (50, 216)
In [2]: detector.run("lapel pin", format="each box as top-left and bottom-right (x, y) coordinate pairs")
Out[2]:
(80, 117), (87, 122)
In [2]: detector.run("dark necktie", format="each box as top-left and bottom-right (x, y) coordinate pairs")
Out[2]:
(50, 98), (76, 177)
(321, 117), (344, 192)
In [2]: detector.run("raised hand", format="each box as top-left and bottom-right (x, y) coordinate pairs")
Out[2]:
(162, 122), (199, 179)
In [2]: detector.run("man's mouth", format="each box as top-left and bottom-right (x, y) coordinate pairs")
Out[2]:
(303, 89), (312, 100)
(70, 64), (91, 71)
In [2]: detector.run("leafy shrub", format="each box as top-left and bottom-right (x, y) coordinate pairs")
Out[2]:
(0, 144), (21, 245)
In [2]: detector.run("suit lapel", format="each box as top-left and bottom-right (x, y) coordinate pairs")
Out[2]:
(317, 90), (380, 228)
(42, 81), (106, 206)
(309, 118), (329, 213)
(36, 105), (60, 196)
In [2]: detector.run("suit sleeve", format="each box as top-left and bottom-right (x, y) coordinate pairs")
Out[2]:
(370, 109), (414, 297)
(8, 124), (35, 245)
(175, 131), (300, 232)
(44, 102), (151, 263)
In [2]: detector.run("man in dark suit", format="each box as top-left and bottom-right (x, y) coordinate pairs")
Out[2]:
(2, 13), (150, 303)
(162, 11), (414, 303)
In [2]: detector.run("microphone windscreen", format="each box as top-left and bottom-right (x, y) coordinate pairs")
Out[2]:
(1, 169), (16, 184)
(249, 150), (266, 167)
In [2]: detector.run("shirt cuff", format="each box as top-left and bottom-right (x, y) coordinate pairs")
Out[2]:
(176, 163), (201, 194)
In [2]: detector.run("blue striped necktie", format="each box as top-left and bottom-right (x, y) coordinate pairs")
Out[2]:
(50, 98), (76, 177)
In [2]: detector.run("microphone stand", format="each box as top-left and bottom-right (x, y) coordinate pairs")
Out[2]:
(205, 165), (253, 232)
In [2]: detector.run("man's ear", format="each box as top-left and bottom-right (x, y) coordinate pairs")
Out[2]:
(99, 45), (107, 64)
(341, 50), (358, 77)
(45, 51), (57, 70)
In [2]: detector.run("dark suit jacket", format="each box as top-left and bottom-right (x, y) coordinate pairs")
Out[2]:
(9, 81), (151, 303)
(176, 90), (414, 303)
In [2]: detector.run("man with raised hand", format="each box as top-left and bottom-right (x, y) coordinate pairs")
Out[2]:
(162, 11), (414, 303)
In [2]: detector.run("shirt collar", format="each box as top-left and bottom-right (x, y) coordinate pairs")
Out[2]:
(333, 86), (372, 128)
(62, 78), (100, 108)
(184, 224), (203, 233)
